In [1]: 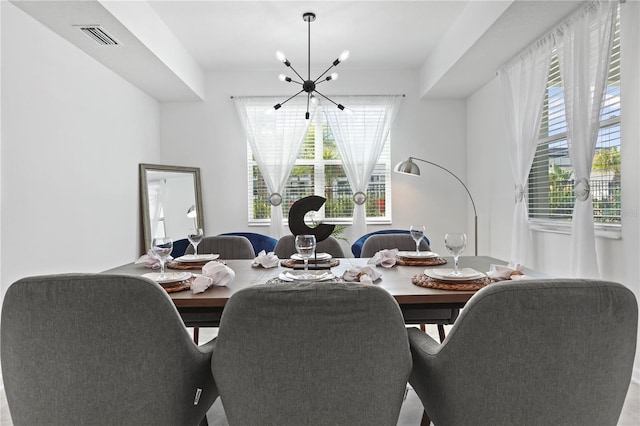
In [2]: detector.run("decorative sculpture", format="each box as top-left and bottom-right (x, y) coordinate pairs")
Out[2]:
(288, 196), (335, 242)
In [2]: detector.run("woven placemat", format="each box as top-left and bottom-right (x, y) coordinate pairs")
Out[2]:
(411, 273), (490, 291)
(162, 282), (192, 293)
(167, 259), (226, 270)
(160, 275), (194, 293)
(396, 257), (447, 266)
(280, 258), (341, 268)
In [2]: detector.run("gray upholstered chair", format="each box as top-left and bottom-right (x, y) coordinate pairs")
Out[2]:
(186, 235), (254, 343)
(1, 273), (218, 426)
(361, 233), (451, 341)
(273, 234), (346, 258)
(408, 279), (638, 426)
(360, 233), (431, 258)
(185, 235), (254, 259)
(211, 281), (412, 426)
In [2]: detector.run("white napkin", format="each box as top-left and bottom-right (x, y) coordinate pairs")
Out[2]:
(135, 249), (173, 269)
(252, 250), (280, 268)
(191, 261), (235, 293)
(487, 262), (528, 281)
(342, 266), (382, 284)
(367, 249), (399, 268)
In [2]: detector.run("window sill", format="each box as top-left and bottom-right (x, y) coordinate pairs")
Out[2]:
(528, 220), (622, 239)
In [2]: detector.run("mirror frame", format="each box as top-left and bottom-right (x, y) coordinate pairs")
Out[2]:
(139, 163), (205, 252)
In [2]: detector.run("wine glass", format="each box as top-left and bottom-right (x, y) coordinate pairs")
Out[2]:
(295, 234), (316, 274)
(410, 225), (426, 255)
(151, 237), (173, 280)
(187, 228), (204, 257)
(444, 233), (467, 277)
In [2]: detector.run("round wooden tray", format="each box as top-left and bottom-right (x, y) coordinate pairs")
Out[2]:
(160, 275), (195, 293)
(396, 257), (447, 267)
(280, 258), (341, 268)
(411, 273), (490, 291)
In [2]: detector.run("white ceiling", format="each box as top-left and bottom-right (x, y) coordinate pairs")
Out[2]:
(10, 0), (584, 101)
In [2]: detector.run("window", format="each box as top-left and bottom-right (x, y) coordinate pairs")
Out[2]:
(528, 8), (620, 227)
(247, 109), (391, 224)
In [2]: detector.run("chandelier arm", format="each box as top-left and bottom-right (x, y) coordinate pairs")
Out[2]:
(314, 63), (337, 84)
(277, 89), (305, 108)
(313, 90), (339, 107)
(286, 64), (306, 83)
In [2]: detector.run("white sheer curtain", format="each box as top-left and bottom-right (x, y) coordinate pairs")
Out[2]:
(324, 95), (401, 237)
(498, 35), (553, 266)
(555, 0), (617, 278)
(235, 97), (314, 238)
(148, 178), (165, 239)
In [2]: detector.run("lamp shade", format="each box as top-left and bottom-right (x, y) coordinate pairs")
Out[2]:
(394, 158), (420, 176)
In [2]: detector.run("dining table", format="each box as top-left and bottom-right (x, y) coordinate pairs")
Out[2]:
(105, 255), (545, 328)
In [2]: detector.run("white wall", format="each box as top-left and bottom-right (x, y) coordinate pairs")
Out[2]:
(160, 69), (468, 256)
(466, 1), (640, 381)
(0, 3), (160, 296)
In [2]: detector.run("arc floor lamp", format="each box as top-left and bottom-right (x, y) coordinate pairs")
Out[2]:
(394, 157), (478, 256)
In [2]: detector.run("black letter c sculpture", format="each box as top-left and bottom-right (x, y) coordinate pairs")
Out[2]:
(288, 196), (335, 243)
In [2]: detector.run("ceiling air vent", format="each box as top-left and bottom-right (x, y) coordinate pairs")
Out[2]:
(75, 25), (121, 46)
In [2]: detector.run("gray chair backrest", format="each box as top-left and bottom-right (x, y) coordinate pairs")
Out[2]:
(1, 273), (217, 426)
(185, 235), (254, 259)
(273, 234), (346, 258)
(361, 233), (430, 257)
(212, 281), (412, 426)
(408, 279), (638, 426)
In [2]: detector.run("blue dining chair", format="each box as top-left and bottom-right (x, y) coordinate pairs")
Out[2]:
(219, 232), (278, 256)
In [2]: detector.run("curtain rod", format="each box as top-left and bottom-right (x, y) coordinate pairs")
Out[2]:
(495, 0), (622, 76)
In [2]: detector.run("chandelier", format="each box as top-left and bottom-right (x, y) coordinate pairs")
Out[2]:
(273, 12), (349, 119)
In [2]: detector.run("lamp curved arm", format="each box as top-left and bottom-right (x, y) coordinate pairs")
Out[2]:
(410, 157), (477, 218)
(407, 157), (478, 256)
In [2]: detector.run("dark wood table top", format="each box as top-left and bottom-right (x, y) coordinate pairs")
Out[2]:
(105, 256), (544, 309)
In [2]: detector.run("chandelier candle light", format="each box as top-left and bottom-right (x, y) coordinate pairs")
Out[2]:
(274, 12), (349, 119)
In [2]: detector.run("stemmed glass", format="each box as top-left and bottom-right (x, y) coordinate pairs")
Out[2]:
(187, 228), (204, 257)
(410, 225), (426, 255)
(444, 233), (467, 277)
(151, 237), (173, 280)
(295, 234), (316, 275)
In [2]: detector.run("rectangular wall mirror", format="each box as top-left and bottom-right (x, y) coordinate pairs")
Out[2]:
(140, 163), (204, 252)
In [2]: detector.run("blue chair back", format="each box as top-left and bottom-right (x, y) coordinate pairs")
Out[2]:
(351, 229), (431, 257)
(170, 238), (190, 258)
(219, 232), (278, 256)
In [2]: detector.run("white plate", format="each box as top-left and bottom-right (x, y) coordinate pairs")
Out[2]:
(143, 271), (191, 284)
(424, 268), (486, 282)
(290, 252), (332, 261)
(278, 270), (335, 282)
(396, 251), (439, 259)
(175, 254), (219, 263)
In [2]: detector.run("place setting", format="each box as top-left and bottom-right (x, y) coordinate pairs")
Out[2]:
(142, 237), (195, 292)
(395, 225), (447, 266)
(166, 229), (224, 270)
(280, 235), (340, 268)
(412, 232), (490, 290)
(268, 235), (339, 284)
